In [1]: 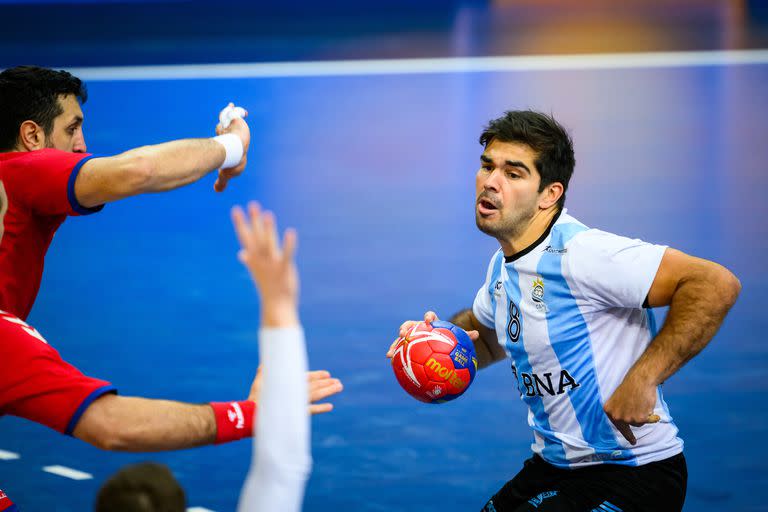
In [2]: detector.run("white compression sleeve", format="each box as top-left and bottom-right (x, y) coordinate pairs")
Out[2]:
(237, 326), (311, 512)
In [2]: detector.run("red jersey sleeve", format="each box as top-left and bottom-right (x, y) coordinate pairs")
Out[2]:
(3, 149), (103, 216)
(0, 311), (116, 435)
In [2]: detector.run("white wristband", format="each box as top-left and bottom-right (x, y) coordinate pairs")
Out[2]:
(213, 133), (244, 169)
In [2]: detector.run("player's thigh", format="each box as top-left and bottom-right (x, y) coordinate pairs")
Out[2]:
(481, 456), (567, 512)
(558, 453), (688, 512)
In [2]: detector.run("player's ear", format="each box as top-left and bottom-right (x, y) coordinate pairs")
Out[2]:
(18, 120), (46, 151)
(539, 182), (563, 209)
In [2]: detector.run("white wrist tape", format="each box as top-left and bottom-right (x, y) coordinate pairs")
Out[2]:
(213, 133), (244, 169)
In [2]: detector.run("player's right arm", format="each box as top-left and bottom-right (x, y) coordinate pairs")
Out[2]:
(387, 310), (504, 369)
(73, 117), (250, 207)
(448, 309), (505, 369)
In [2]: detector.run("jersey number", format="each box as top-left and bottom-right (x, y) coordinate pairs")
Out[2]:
(507, 299), (520, 343)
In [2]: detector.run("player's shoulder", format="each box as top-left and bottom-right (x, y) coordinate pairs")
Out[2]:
(1, 148), (87, 172)
(559, 224), (663, 267)
(476, 248), (505, 284)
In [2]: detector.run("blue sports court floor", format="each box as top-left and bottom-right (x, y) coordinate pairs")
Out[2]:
(1, 6), (768, 510)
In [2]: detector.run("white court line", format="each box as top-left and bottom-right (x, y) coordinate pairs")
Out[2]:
(0, 450), (20, 460)
(42, 465), (93, 480)
(66, 49), (768, 81)
(187, 508), (216, 512)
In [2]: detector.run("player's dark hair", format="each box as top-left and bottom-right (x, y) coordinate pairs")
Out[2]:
(95, 462), (186, 512)
(479, 110), (575, 210)
(0, 65), (87, 151)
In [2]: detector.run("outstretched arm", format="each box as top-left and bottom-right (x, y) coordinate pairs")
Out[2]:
(72, 395), (216, 451)
(74, 115), (250, 207)
(604, 248), (741, 444)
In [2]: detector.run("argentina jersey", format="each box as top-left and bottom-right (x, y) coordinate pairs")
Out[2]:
(472, 210), (684, 468)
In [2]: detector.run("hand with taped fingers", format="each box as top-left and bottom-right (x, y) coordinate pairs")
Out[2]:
(248, 367), (343, 415)
(214, 102), (250, 192)
(385, 310), (480, 359)
(603, 372), (661, 445)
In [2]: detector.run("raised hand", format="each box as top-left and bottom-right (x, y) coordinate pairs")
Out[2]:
(231, 202), (298, 327)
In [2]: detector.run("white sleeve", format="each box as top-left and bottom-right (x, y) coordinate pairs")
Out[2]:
(472, 251), (501, 329)
(566, 229), (667, 309)
(237, 326), (311, 512)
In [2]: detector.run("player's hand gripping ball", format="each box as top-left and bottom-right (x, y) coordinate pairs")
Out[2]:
(391, 320), (478, 403)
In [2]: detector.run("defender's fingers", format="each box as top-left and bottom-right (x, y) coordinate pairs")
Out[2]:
(282, 228), (298, 263)
(309, 403), (334, 415)
(307, 370), (331, 381)
(309, 379), (343, 403)
(214, 173), (229, 192)
(261, 210), (279, 255)
(231, 206), (252, 250)
(246, 202), (264, 241)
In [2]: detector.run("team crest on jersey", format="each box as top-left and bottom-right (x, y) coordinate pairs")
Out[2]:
(531, 277), (548, 312)
(494, 280), (503, 297)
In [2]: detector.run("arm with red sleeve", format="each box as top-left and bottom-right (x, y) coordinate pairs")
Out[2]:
(0, 310), (247, 451)
(0, 310), (114, 434)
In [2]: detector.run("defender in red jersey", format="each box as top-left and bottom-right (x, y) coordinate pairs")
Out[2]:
(0, 67), (344, 509)
(0, 66), (250, 320)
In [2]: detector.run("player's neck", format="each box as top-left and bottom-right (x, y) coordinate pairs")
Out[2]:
(500, 207), (560, 258)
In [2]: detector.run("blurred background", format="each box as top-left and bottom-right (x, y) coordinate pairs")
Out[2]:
(1, 1), (767, 511)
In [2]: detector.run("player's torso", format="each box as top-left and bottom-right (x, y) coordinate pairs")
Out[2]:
(0, 153), (68, 319)
(486, 219), (679, 466)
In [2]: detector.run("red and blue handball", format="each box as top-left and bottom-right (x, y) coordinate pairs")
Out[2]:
(391, 320), (478, 403)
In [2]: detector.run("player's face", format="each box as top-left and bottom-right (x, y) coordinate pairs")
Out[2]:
(475, 140), (542, 240)
(46, 94), (87, 153)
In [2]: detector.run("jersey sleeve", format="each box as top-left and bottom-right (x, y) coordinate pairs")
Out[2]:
(472, 250), (502, 329)
(565, 229), (667, 309)
(6, 149), (103, 216)
(0, 313), (116, 435)
(237, 326), (310, 512)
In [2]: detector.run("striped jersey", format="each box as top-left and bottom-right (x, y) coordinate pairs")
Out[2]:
(472, 209), (683, 468)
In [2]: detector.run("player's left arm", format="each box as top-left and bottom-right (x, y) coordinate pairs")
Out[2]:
(604, 248), (741, 444)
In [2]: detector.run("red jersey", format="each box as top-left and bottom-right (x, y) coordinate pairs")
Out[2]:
(0, 489), (18, 512)
(0, 309), (115, 435)
(0, 149), (102, 320)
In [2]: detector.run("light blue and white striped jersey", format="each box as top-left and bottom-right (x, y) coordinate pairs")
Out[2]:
(472, 210), (683, 468)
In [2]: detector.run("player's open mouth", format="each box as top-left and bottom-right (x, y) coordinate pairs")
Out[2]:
(477, 198), (499, 216)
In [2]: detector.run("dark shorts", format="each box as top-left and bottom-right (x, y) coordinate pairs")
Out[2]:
(481, 452), (687, 512)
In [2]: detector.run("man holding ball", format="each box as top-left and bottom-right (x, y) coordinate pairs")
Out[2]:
(388, 110), (740, 512)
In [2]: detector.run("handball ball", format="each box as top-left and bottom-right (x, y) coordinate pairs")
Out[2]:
(391, 320), (478, 403)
